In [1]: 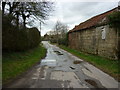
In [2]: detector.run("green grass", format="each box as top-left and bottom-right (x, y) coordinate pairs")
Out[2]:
(58, 45), (120, 81)
(3, 44), (47, 84)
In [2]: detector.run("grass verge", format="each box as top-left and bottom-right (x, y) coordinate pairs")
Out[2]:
(3, 44), (47, 84)
(58, 45), (120, 81)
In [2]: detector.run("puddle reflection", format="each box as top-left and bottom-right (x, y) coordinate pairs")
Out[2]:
(41, 59), (57, 66)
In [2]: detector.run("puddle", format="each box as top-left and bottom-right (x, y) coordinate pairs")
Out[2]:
(54, 51), (63, 55)
(70, 66), (75, 70)
(49, 66), (55, 69)
(54, 51), (60, 53)
(73, 60), (82, 64)
(84, 67), (92, 73)
(59, 65), (62, 67)
(85, 79), (98, 88)
(64, 60), (67, 62)
(41, 59), (56, 66)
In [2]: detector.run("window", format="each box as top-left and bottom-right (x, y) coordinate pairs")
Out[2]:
(102, 27), (106, 39)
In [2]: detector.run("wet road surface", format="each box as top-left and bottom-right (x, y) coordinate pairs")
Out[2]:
(6, 41), (119, 88)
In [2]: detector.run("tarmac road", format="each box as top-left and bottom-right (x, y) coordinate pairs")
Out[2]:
(5, 41), (119, 89)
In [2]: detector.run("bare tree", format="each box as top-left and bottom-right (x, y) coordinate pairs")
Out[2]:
(19, 2), (53, 28)
(2, 1), (54, 28)
(54, 21), (68, 43)
(2, 2), (6, 15)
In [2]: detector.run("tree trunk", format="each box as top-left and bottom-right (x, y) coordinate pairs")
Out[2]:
(22, 12), (26, 28)
(16, 14), (19, 28)
(2, 2), (6, 15)
(8, 2), (12, 14)
(23, 18), (26, 28)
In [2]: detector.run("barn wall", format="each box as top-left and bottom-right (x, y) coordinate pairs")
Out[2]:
(68, 25), (119, 59)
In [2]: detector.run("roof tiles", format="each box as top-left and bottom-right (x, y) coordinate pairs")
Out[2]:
(69, 7), (117, 33)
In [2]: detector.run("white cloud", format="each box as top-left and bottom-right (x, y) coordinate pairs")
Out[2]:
(49, 0), (119, 2)
(40, 1), (118, 36)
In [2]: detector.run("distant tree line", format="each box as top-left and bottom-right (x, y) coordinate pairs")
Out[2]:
(2, 1), (53, 51)
(44, 21), (69, 46)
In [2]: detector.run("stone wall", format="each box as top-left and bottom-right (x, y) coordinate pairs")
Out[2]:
(68, 25), (119, 60)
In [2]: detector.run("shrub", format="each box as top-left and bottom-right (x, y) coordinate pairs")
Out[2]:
(58, 33), (68, 46)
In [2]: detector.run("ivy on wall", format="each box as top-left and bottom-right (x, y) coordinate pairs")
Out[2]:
(107, 11), (120, 30)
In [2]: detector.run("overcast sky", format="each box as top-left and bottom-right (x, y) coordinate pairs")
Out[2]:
(38, 0), (119, 36)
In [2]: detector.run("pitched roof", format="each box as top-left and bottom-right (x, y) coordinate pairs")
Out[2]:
(69, 7), (117, 33)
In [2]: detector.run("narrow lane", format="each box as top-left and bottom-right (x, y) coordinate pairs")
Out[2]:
(6, 41), (119, 88)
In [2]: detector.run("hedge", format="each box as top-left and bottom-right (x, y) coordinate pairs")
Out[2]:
(2, 16), (40, 51)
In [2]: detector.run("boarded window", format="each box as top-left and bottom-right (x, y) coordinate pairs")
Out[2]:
(102, 28), (106, 39)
